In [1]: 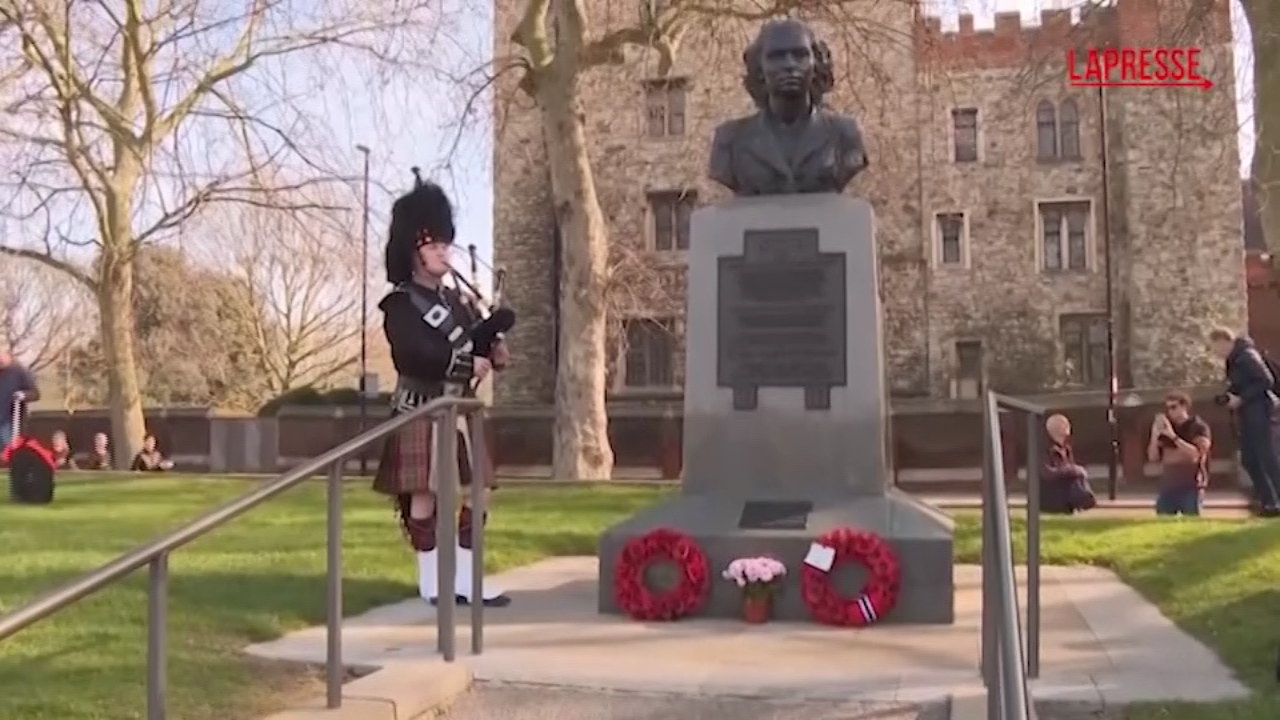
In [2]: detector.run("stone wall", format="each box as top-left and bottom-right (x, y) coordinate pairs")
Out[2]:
(492, 0), (1246, 402)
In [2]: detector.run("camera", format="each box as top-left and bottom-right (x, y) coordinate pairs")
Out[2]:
(1213, 393), (1231, 406)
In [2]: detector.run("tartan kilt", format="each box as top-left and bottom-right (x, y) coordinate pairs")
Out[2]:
(371, 414), (496, 496)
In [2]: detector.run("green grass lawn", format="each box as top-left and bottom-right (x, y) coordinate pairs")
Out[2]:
(0, 475), (1277, 720)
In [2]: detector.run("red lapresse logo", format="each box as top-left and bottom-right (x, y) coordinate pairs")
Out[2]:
(1066, 47), (1212, 90)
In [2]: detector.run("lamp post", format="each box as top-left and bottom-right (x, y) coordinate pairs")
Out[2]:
(1097, 85), (1120, 501)
(355, 144), (371, 475)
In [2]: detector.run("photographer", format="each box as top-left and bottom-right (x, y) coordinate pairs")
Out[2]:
(1209, 328), (1280, 516)
(1148, 392), (1211, 516)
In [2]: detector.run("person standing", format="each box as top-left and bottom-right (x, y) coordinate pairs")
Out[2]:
(0, 349), (41, 447)
(1209, 328), (1280, 517)
(1148, 392), (1212, 516)
(372, 171), (511, 608)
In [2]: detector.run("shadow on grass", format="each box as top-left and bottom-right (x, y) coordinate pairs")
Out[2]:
(1157, 586), (1280, 692)
(488, 528), (600, 557)
(166, 571), (413, 643)
(0, 570), (412, 643)
(0, 647), (328, 720)
(55, 472), (158, 485)
(0, 640), (96, 676)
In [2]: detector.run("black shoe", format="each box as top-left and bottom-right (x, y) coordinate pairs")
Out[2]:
(1260, 507), (1280, 518)
(427, 593), (512, 607)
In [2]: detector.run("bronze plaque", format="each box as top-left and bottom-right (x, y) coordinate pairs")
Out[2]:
(717, 229), (847, 410)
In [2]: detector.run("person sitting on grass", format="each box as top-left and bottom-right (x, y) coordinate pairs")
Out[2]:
(1042, 414), (1097, 515)
(49, 430), (77, 470)
(82, 432), (112, 470)
(130, 434), (174, 472)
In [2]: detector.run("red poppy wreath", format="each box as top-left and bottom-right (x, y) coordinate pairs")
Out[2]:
(613, 528), (710, 621)
(801, 527), (901, 627)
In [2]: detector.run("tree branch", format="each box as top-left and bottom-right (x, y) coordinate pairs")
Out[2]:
(0, 244), (97, 291)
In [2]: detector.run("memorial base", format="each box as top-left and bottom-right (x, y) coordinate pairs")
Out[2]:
(597, 489), (955, 624)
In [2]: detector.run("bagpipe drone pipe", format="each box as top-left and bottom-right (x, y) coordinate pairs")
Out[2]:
(450, 245), (515, 363)
(4, 398), (56, 505)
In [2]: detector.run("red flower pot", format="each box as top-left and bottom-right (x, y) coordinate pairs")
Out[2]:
(742, 595), (771, 624)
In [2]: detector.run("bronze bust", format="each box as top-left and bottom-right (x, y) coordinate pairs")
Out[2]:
(708, 19), (869, 196)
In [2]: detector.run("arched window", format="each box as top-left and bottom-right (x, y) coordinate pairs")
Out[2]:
(1036, 100), (1058, 160)
(1059, 99), (1081, 159)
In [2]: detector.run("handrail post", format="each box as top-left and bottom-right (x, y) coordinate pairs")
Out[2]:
(467, 410), (489, 655)
(435, 407), (459, 662)
(147, 554), (168, 720)
(1024, 413), (1041, 679)
(325, 462), (344, 708)
(980, 394), (997, 693)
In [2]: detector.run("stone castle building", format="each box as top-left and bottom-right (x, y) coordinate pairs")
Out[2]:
(491, 0), (1245, 407)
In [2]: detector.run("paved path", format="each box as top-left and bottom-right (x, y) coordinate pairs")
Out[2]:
(443, 683), (945, 720)
(439, 685), (1117, 720)
(247, 557), (1248, 709)
(923, 493), (1252, 518)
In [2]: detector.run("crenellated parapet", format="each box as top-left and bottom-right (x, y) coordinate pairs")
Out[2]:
(914, 0), (1232, 73)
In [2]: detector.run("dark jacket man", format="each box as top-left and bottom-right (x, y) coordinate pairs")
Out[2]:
(1225, 337), (1276, 409)
(1210, 330), (1280, 515)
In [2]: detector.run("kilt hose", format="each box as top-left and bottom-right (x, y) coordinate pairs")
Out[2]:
(372, 413), (497, 553)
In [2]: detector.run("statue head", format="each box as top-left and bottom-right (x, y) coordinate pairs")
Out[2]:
(742, 19), (834, 110)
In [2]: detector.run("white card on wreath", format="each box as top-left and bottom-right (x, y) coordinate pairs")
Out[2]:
(804, 542), (835, 572)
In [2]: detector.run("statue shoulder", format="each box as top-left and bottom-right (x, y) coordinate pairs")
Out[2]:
(816, 109), (861, 138)
(818, 110), (867, 167)
(711, 115), (756, 146)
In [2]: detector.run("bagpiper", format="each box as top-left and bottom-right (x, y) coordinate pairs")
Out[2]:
(372, 170), (510, 607)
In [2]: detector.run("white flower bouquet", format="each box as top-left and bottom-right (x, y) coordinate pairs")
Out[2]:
(721, 556), (787, 599)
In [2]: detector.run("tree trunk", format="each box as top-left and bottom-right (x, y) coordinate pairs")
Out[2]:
(1244, 2), (1280, 269)
(96, 234), (147, 468)
(538, 71), (615, 480)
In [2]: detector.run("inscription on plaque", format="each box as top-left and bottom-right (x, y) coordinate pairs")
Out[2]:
(737, 500), (814, 530)
(717, 229), (847, 410)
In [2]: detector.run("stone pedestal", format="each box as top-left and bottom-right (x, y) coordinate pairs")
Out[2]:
(598, 194), (955, 624)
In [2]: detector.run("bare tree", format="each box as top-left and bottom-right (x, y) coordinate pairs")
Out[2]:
(0, 257), (92, 372)
(1240, 1), (1280, 264)
(605, 239), (687, 391)
(206, 194), (365, 394)
(0, 0), (451, 462)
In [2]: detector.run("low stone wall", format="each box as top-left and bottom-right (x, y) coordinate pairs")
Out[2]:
(25, 387), (1235, 486)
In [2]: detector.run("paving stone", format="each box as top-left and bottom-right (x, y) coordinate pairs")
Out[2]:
(440, 683), (949, 720)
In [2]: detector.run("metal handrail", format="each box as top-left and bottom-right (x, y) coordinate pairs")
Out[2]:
(0, 395), (486, 720)
(979, 391), (1045, 720)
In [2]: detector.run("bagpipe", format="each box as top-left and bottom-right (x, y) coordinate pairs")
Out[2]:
(447, 242), (514, 363)
(3, 396), (56, 505)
